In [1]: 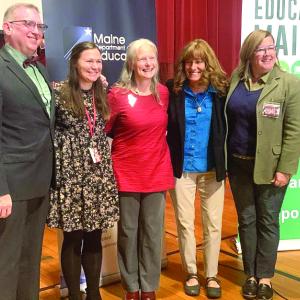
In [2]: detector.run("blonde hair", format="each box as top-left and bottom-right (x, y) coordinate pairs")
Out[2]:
(115, 38), (160, 100)
(173, 39), (228, 96)
(237, 29), (278, 80)
(3, 3), (39, 22)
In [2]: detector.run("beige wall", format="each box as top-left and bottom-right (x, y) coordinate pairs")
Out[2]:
(0, 0), (42, 29)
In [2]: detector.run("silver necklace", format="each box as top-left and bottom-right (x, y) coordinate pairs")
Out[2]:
(193, 92), (208, 113)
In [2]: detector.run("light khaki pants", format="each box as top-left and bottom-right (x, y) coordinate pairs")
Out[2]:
(169, 171), (224, 277)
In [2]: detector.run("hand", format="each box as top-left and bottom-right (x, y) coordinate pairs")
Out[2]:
(100, 74), (108, 88)
(0, 194), (12, 218)
(272, 172), (291, 187)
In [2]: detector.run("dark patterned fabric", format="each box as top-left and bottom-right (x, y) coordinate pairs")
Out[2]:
(47, 83), (119, 232)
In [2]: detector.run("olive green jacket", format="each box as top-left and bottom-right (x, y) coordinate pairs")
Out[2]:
(225, 65), (300, 184)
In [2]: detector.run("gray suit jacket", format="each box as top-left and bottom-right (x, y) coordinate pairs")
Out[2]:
(0, 47), (55, 201)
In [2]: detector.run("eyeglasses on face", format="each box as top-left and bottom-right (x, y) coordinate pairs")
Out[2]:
(9, 20), (48, 33)
(255, 45), (276, 55)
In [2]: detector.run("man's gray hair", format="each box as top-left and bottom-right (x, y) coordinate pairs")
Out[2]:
(3, 3), (40, 23)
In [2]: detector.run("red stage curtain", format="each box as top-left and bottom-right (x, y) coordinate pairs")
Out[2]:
(155, 0), (243, 83)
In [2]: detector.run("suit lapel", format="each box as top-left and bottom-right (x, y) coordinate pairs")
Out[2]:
(225, 73), (240, 107)
(257, 67), (280, 102)
(227, 67), (281, 105)
(175, 90), (185, 143)
(1, 49), (51, 119)
(36, 63), (55, 123)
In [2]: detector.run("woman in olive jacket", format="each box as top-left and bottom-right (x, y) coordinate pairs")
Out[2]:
(225, 29), (300, 300)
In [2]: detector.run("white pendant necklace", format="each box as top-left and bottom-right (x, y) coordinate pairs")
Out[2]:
(194, 92), (208, 113)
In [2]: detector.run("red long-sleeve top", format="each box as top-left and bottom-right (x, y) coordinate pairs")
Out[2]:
(105, 84), (174, 192)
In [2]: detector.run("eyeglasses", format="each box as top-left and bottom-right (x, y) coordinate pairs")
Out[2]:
(9, 20), (48, 33)
(255, 45), (276, 55)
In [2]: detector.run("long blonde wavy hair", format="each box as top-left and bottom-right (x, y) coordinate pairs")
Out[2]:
(115, 38), (160, 101)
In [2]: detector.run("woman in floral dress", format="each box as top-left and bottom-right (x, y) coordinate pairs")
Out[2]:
(47, 41), (119, 300)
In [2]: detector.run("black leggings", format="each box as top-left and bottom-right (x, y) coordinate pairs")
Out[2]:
(61, 229), (102, 300)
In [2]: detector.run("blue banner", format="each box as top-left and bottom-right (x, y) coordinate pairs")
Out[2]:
(42, 0), (156, 84)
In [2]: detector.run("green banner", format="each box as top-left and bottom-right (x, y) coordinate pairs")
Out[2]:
(240, 0), (300, 251)
(235, 162), (300, 252)
(279, 161), (300, 247)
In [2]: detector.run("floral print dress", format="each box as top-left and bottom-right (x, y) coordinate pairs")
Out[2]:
(47, 83), (119, 232)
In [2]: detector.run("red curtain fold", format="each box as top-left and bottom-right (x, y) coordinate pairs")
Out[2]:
(155, 0), (243, 83)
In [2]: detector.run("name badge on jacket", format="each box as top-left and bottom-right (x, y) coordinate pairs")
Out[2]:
(262, 102), (281, 118)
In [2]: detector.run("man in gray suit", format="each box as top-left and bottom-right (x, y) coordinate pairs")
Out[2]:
(0, 3), (54, 300)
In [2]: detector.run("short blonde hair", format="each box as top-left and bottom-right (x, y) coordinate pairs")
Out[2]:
(237, 29), (278, 80)
(3, 3), (40, 22)
(115, 38), (160, 100)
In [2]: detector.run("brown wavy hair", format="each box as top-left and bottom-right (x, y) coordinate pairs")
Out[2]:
(173, 39), (228, 96)
(59, 42), (109, 119)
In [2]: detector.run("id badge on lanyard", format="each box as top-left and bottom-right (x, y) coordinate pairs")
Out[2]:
(89, 147), (101, 163)
(85, 91), (101, 163)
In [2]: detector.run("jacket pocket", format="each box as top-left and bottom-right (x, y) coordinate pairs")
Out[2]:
(272, 145), (281, 155)
(3, 152), (35, 163)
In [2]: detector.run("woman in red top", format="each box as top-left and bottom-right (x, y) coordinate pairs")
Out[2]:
(105, 38), (174, 300)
